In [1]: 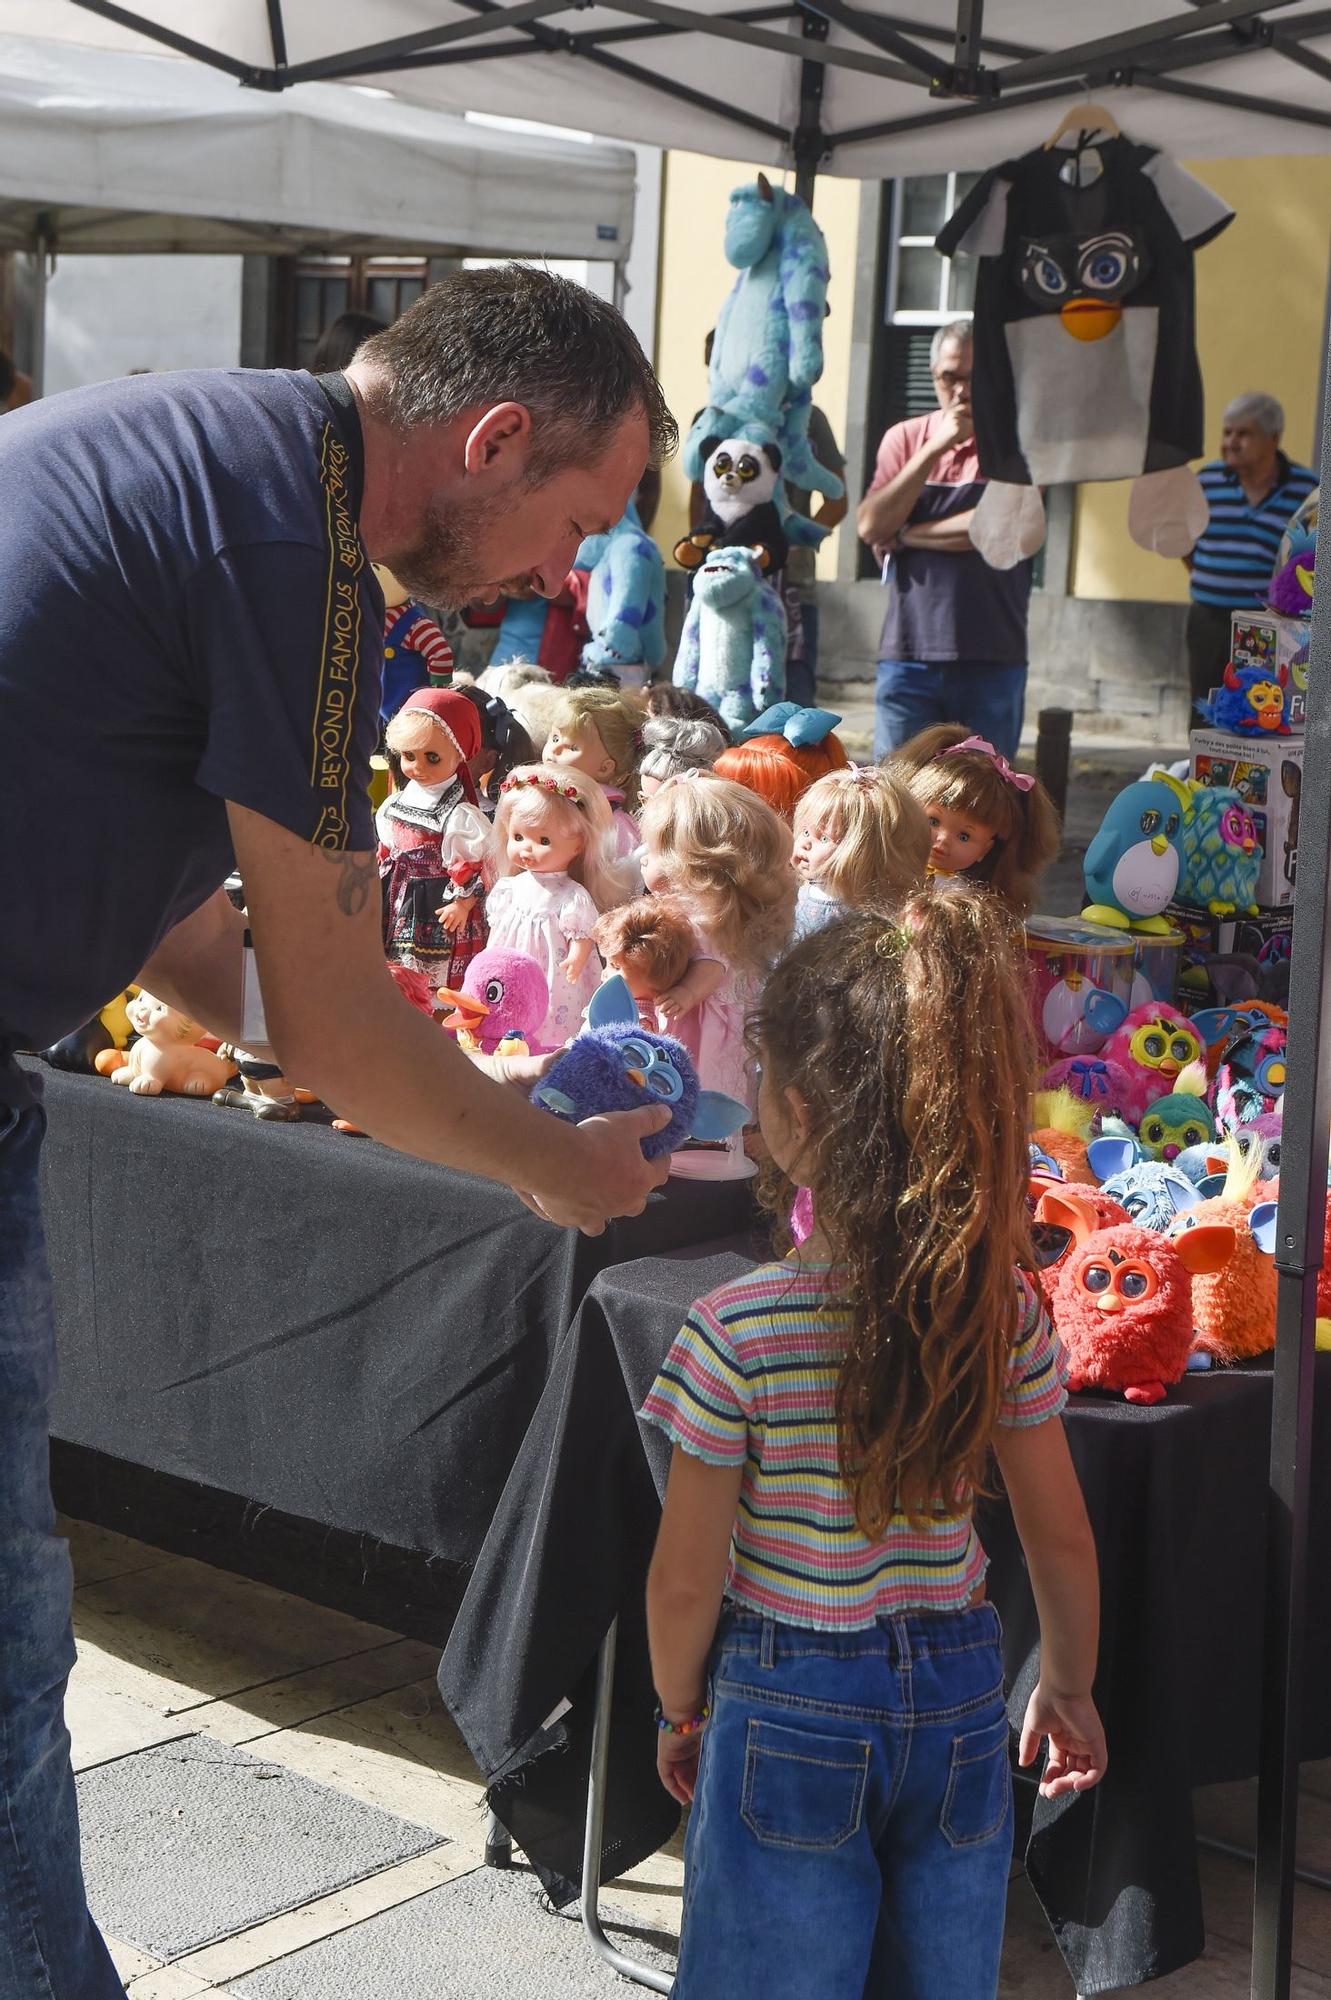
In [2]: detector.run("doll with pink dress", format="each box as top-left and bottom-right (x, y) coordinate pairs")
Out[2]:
(488, 765), (633, 1052)
(542, 685), (645, 863)
(637, 774), (796, 1177)
(377, 688), (495, 1019)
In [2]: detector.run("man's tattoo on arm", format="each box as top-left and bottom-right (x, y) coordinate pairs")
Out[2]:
(319, 846), (378, 918)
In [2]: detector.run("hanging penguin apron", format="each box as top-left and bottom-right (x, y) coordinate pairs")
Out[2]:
(936, 126), (1233, 565)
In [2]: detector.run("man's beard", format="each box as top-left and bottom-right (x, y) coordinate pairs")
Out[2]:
(384, 491), (530, 609)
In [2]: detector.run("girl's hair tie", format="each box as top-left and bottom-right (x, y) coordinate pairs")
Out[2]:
(498, 772), (586, 808)
(941, 735), (1035, 793)
(875, 924), (908, 959)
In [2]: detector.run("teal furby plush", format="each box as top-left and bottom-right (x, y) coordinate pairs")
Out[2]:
(683, 174), (843, 515)
(1178, 782), (1262, 916)
(673, 544), (787, 735)
(1134, 1063), (1216, 1164)
(1082, 772), (1190, 933)
(576, 500), (666, 682)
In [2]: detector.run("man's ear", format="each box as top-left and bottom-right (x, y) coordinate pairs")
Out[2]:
(462, 402), (531, 475)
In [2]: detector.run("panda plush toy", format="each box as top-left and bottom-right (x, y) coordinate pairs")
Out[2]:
(675, 435), (789, 577)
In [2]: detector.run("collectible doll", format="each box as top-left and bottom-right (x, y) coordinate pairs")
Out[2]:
(713, 702), (848, 821)
(95, 991), (236, 1098)
(542, 684), (645, 860)
(638, 716), (728, 799)
(791, 767), (931, 939)
(447, 681), (535, 810)
(895, 723), (1061, 917)
(373, 564), (453, 722)
(488, 765), (633, 1052)
(593, 895), (698, 1026)
(377, 689), (495, 1019)
(638, 775), (795, 1176)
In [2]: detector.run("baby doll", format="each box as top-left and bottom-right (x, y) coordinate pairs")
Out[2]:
(644, 682), (732, 743)
(638, 716), (728, 799)
(488, 765), (633, 1051)
(377, 689), (495, 1019)
(638, 775), (795, 1176)
(593, 895), (697, 1027)
(895, 723), (1061, 917)
(373, 564), (453, 723)
(713, 704), (849, 822)
(791, 767), (931, 939)
(543, 684), (645, 859)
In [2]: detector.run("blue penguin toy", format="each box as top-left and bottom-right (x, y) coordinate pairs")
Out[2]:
(1082, 774), (1191, 935)
(532, 976), (750, 1160)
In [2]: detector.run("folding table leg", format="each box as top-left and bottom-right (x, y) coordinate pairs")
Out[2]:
(484, 1808), (512, 1868)
(580, 1616), (674, 1994)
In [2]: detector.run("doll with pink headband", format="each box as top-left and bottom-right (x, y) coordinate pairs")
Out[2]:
(893, 722), (1060, 917)
(488, 764), (634, 1051)
(378, 688), (495, 1017)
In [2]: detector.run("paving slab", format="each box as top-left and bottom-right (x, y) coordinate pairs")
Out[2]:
(79, 1734), (446, 1959)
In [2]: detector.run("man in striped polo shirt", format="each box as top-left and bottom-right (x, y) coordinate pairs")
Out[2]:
(1186, 391), (1316, 714)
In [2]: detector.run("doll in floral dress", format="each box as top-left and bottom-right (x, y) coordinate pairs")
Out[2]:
(487, 765), (632, 1051)
(377, 688), (494, 1018)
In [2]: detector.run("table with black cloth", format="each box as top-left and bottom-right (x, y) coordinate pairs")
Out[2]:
(438, 1244), (1331, 1996)
(32, 1066), (756, 1571)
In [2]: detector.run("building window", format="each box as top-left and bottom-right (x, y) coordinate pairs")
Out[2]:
(286, 257), (428, 370)
(886, 172), (980, 324)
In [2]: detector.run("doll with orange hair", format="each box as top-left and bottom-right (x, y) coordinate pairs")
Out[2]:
(713, 702), (848, 821)
(894, 722), (1060, 918)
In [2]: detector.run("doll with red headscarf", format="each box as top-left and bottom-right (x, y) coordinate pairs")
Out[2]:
(377, 688), (495, 1018)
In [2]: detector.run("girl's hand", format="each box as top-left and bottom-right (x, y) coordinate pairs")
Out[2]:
(657, 1730), (703, 1804)
(1019, 1683), (1107, 1797)
(436, 896), (475, 934)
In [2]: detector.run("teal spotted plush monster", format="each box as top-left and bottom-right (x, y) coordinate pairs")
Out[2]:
(576, 500), (666, 683)
(673, 545), (787, 735)
(684, 175), (844, 515)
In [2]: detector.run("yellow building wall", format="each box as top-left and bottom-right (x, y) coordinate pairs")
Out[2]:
(653, 151), (860, 579)
(1071, 154), (1331, 603)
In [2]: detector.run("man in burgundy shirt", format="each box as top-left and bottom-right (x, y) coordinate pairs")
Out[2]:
(857, 321), (1032, 760)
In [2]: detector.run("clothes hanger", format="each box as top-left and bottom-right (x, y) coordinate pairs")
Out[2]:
(1043, 99), (1122, 149)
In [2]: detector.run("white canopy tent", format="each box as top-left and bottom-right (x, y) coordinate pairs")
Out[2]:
(0, 28), (635, 258)
(14, 0), (1331, 186)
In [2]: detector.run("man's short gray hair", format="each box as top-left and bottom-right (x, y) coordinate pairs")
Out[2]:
(1225, 391), (1285, 437)
(930, 319), (974, 369)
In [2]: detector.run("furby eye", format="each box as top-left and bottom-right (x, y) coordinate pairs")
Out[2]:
(1143, 1121), (1164, 1144)
(1140, 810), (1161, 835)
(1031, 255), (1068, 296)
(1119, 1270), (1149, 1299)
(1183, 1127), (1205, 1148)
(1144, 1033), (1166, 1058)
(620, 1037), (653, 1068)
(647, 1068), (676, 1097)
(1082, 1264), (1112, 1293)
(1171, 1037), (1195, 1063)
(1166, 814), (1180, 838)
(1081, 244), (1128, 290)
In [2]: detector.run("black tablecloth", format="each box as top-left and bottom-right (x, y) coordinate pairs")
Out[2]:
(33, 1067), (757, 1569)
(438, 1245), (1331, 1995)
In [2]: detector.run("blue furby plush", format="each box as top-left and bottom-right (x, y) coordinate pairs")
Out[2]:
(1197, 659), (1291, 735)
(683, 175), (843, 509)
(1179, 784), (1262, 916)
(1082, 773), (1190, 932)
(532, 976), (749, 1159)
(1088, 1136), (1201, 1232)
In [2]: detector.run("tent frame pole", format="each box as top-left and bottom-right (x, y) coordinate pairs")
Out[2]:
(793, 5), (828, 207)
(1251, 314), (1331, 2000)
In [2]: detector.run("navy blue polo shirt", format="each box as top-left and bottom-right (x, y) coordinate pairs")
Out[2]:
(1191, 453), (1317, 610)
(0, 368), (384, 1104)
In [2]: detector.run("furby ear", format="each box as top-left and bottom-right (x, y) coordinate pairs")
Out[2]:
(1035, 1189), (1100, 1245)
(586, 973), (638, 1030)
(690, 1091), (751, 1141)
(1172, 1221), (1237, 1276)
(1088, 1135), (1141, 1181)
(1084, 989), (1130, 1036)
(1190, 1007), (1243, 1047)
(1249, 1201), (1279, 1256)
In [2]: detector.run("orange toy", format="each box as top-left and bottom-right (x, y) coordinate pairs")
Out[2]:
(713, 728), (848, 822)
(1051, 1219), (1234, 1405)
(1169, 1149), (1279, 1365)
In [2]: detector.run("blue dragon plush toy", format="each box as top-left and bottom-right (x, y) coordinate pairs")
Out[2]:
(533, 975), (748, 1158)
(576, 500), (666, 682)
(684, 175), (843, 511)
(673, 545), (787, 734)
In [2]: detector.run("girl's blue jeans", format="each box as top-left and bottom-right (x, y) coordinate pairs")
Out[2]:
(0, 1101), (123, 1998)
(673, 1601), (1013, 2000)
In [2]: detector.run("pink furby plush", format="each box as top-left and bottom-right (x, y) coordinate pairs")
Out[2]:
(1051, 1218), (1234, 1405)
(1101, 1002), (1205, 1123)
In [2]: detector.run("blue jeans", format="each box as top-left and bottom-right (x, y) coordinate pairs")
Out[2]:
(875, 659), (1028, 763)
(673, 1603), (1012, 2000)
(0, 1101), (123, 1998)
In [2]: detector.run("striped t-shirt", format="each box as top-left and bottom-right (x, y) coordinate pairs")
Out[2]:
(1191, 455), (1317, 611)
(641, 1260), (1066, 1631)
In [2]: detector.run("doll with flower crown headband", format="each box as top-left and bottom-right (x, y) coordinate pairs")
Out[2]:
(378, 688), (495, 1017)
(488, 764), (634, 1051)
(893, 722), (1060, 918)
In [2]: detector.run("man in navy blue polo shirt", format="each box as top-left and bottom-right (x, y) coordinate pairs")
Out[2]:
(1186, 391), (1316, 713)
(0, 265), (677, 1998)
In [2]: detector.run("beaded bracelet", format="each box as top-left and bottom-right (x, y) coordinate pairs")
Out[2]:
(654, 1702), (710, 1736)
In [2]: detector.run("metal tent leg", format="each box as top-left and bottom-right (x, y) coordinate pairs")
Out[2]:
(580, 1616), (674, 1994)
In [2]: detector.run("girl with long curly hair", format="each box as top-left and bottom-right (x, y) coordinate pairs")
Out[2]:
(643, 891), (1105, 1999)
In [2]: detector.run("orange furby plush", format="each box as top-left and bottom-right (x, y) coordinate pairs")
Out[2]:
(1051, 1218), (1234, 1404)
(1168, 1146), (1278, 1365)
(1030, 1087), (1098, 1186)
